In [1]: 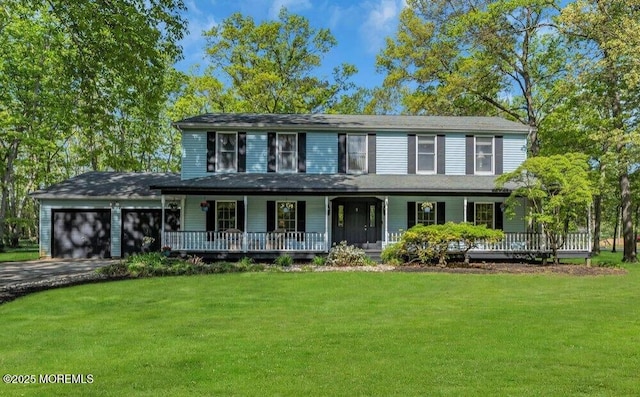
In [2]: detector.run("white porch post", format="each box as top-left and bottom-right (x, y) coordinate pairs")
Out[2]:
(325, 196), (329, 253)
(384, 196), (389, 246)
(161, 195), (166, 248)
(243, 195), (248, 253)
(463, 196), (468, 223)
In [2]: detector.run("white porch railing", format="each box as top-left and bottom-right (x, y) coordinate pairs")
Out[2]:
(384, 232), (591, 252)
(164, 231), (327, 253)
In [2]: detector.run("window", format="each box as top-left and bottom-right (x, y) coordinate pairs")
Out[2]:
(416, 202), (436, 226)
(217, 133), (237, 172)
(417, 135), (436, 173)
(216, 201), (237, 230)
(338, 205), (344, 228)
(277, 133), (297, 172)
(347, 134), (367, 173)
(277, 201), (296, 232)
(475, 137), (493, 174)
(475, 203), (494, 228)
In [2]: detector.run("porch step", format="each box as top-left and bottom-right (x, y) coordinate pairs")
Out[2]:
(364, 249), (382, 263)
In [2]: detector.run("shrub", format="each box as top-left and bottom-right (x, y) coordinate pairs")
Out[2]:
(275, 254), (293, 267)
(312, 255), (327, 266)
(381, 243), (403, 265)
(326, 241), (371, 267)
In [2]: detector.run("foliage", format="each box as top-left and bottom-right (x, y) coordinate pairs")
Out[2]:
(496, 153), (593, 264)
(326, 241), (372, 267)
(198, 9), (356, 114)
(312, 255), (327, 266)
(275, 254), (294, 267)
(390, 223), (504, 266)
(381, 243), (403, 266)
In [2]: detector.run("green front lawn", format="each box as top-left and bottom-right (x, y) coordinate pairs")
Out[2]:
(1, 264), (639, 396)
(0, 245), (39, 263)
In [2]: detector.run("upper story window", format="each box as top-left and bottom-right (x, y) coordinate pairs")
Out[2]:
(417, 135), (436, 174)
(277, 133), (297, 172)
(347, 134), (367, 174)
(217, 132), (237, 172)
(216, 201), (237, 231)
(277, 201), (296, 232)
(474, 203), (494, 228)
(475, 137), (494, 174)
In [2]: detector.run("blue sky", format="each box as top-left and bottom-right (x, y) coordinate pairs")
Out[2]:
(175, 0), (407, 89)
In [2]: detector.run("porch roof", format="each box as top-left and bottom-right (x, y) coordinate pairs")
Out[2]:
(150, 173), (513, 196)
(174, 113), (531, 134)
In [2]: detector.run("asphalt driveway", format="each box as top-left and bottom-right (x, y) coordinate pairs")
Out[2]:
(0, 258), (118, 288)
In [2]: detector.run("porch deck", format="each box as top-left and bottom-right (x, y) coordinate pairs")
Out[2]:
(164, 231), (591, 259)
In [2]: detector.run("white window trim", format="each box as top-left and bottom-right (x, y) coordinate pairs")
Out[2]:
(276, 200), (297, 232)
(416, 135), (437, 175)
(276, 132), (298, 173)
(347, 134), (368, 174)
(216, 131), (238, 173)
(215, 200), (237, 231)
(474, 202), (495, 229)
(474, 136), (494, 175)
(416, 202), (437, 225)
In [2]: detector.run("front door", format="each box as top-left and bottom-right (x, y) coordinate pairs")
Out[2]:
(332, 198), (381, 246)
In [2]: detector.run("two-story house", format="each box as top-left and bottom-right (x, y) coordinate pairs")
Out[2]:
(32, 113), (590, 260)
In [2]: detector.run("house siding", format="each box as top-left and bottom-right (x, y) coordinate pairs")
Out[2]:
(376, 132), (407, 174)
(445, 133), (466, 175)
(503, 135), (527, 173)
(181, 131), (208, 180)
(247, 132), (268, 173)
(307, 132), (338, 174)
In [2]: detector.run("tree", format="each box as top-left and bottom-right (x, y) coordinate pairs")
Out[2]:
(496, 153), (594, 264)
(558, 0), (640, 262)
(377, 0), (566, 155)
(201, 9), (356, 113)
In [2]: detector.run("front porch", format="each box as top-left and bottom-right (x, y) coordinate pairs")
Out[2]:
(163, 230), (591, 260)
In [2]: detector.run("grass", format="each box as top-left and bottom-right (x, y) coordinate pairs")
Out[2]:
(0, 243), (39, 263)
(1, 255), (640, 396)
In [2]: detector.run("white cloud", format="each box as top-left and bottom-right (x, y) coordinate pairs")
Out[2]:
(268, 0), (313, 19)
(360, 0), (406, 53)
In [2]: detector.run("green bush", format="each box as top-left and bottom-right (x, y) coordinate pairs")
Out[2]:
(312, 255), (327, 266)
(326, 241), (371, 267)
(381, 243), (403, 265)
(393, 223), (504, 266)
(275, 254), (293, 267)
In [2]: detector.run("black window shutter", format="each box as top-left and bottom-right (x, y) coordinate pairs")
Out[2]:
(437, 135), (445, 174)
(338, 133), (346, 173)
(238, 132), (246, 173)
(408, 134), (416, 174)
(297, 201), (306, 232)
(207, 131), (216, 172)
(437, 202), (446, 224)
(206, 200), (216, 232)
(495, 202), (504, 230)
(298, 133), (306, 173)
(237, 200), (245, 231)
(466, 135), (474, 175)
(268, 132), (277, 172)
(367, 133), (376, 174)
(267, 201), (276, 231)
(495, 136), (503, 175)
(467, 201), (475, 224)
(407, 201), (416, 229)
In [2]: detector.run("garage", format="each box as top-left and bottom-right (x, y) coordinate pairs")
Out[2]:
(52, 209), (112, 258)
(121, 209), (180, 257)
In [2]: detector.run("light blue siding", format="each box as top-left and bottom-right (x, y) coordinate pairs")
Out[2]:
(504, 198), (526, 233)
(111, 208), (121, 257)
(445, 133), (466, 175)
(307, 132), (337, 174)
(247, 132), (268, 173)
(181, 131), (208, 180)
(376, 132), (407, 174)
(503, 135), (527, 172)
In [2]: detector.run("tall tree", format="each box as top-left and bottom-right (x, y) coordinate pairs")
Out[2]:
(201, 8), (356, 113)
(377, 0), (566, 155)
(558, 0), (640, 262)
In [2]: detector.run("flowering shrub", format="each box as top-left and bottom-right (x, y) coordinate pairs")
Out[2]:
(326, 241), (372, 267)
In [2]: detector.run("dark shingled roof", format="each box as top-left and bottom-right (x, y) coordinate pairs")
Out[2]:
(174, 113), (531, 134)
(150, 173), (512, 196)
(30, 172), (180, 199)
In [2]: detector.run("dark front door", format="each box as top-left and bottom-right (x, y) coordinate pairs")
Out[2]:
(332, 198), (381, 246)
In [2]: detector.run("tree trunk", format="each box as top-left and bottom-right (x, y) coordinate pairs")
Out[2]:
(0, 138), (21, 250)
(591, 195), (601, 254)
(612, 204), (620, 253)
(620, 172), (637, 262)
